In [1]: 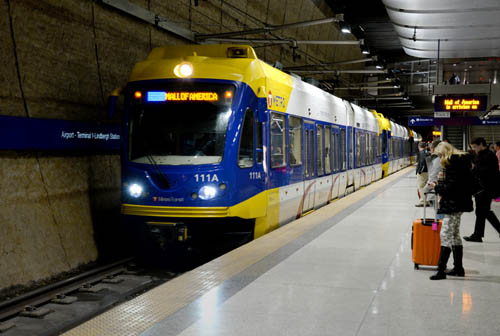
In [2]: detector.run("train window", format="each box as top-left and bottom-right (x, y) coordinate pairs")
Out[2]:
(288, 116), (302, 166)
(331, 128), (337, 172)
(356, 131), (361, 167)
(305, 130), (309, 176)
(308, 129), (314, 176)
(270, 113), (286, 168)
(316, 125), (324, 176)
(367, 135), (371, 164)
(340, 128), (346, 170)
(238, 109), (254, 168)
(361, 133), (366, 166)
(325, 126), (331, 174)
(349, 129), (354, 169)
(377, 135), (381, 157)
(305, 127), (314, 177)
(366, 134), (371, 165)
(256, 121), (263, 163)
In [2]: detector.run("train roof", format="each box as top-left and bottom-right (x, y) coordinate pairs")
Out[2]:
(129, 44), (410, 135)
(351, 104), (379, 133)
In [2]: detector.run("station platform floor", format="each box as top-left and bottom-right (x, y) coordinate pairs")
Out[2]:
(64, 167), (500, 336)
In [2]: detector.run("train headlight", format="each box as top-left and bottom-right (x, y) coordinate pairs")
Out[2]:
(198, 185), (217, 200)
(174, 62), (193, 78)
(129, 183), (143, 198)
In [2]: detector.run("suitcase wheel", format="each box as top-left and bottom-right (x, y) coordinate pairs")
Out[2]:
(414, 263), (419, 270)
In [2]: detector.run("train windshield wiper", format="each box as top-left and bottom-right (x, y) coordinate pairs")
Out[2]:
(146, 155), (171, 189)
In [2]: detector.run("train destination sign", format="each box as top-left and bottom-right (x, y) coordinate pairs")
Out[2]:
(147, 91), (219, 102)
(434, 95), (487, 112)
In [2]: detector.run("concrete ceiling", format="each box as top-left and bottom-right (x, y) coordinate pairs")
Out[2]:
(382, 0), (500, 58)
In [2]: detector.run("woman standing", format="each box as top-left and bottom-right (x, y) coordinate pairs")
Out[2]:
(428, 142), (475, 280)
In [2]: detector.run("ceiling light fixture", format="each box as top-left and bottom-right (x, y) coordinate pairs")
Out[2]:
(340, 22), (351, 34)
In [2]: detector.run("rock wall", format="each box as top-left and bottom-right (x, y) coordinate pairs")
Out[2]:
(0, 0), (362, 289)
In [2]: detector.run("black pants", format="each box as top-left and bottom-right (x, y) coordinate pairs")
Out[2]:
(473, 192), (500, 237)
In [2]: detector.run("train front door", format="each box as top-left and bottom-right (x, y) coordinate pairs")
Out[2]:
(302, 121), (316, 213)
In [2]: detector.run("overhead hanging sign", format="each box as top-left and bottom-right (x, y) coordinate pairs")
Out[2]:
(409, 116), (500, 126)
(434, 95), (488, 112)
(434, 112), (451, 118)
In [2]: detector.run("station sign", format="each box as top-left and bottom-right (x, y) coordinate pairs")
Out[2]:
(434, 95), (487, 112)
(409, 116), (500, 126)
(434, 111), (451, 118)
(0, 115), (121, 151)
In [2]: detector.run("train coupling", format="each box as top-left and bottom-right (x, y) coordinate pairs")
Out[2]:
(146, 221), (188, 245)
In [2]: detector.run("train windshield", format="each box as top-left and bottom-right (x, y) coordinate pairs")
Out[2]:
(129, 83), (234, 165)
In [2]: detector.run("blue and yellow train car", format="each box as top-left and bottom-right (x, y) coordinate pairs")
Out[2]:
(111, 44), (417, 249)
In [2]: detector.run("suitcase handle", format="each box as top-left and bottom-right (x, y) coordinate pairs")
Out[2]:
(423, 192), (438, 222)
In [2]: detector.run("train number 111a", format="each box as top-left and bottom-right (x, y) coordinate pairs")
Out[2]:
(194, 174), (219, 183)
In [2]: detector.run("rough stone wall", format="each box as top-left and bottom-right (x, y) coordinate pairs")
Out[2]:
(0, 0), (362, 290)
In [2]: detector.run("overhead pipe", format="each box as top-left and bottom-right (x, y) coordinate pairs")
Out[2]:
(291, 69), (387, 74)
(203, 38), (362, 46)
(195, 16), (343, 40)
(351, 96), (407, 100)
(334, 86), (400, 90)
(284, 57), (376, 70)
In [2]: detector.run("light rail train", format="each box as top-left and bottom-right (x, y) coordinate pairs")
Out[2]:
(109, 45), (421, 249)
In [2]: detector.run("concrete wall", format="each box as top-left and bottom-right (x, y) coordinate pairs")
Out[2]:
(0, 0), (362, 290)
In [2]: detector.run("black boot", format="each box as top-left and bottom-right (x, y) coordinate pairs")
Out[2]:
(430, 246), (451, 280)
(445, 245), (465, 277)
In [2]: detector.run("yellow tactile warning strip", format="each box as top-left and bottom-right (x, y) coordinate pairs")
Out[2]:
(63, 167), (414, 336)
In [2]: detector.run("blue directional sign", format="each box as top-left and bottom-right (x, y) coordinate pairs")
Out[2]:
(0, 115), (121, 151)
(408, 116), (500, 126)
(408, 117), (435, 126)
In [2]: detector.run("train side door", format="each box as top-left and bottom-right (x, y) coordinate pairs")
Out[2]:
(302, 121), (316, 213)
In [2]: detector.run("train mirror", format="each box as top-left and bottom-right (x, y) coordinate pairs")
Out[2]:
(107, 88), (123, 120)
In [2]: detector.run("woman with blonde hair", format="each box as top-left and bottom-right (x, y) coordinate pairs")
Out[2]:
(428, 142), (475, 280)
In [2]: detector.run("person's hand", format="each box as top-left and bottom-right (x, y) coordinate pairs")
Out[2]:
(428, 181), (437, 189)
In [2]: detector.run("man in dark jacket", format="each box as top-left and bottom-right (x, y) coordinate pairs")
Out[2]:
(415, 142), (430, 207)
(463, 137), (500, 242)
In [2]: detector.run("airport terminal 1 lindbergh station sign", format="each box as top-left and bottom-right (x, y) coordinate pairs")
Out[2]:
(434, 95), (488, 112)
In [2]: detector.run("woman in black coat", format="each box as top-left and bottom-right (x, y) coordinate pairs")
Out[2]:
(428, 142), (474, 280)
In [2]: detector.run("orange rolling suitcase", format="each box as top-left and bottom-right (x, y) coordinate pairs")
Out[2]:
(412, 193), (442, 270)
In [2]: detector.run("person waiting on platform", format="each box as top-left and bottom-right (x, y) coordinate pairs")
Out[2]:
(415, 142), (430, 207)
(428, 142), (475, 280)
(463, 137), (500, 242)
(448, 73), (460, 85)
(423, 140), (442, 211)
(496, 141), (500, 202)
(495, 142), (500, 167)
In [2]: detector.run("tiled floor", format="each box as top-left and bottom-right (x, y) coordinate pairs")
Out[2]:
(177, 174), (500, 336)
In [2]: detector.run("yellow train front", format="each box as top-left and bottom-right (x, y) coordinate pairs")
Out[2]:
(117, 44), (416, 252)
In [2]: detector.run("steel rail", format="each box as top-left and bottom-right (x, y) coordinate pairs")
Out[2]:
(0, 257), (133, 321)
